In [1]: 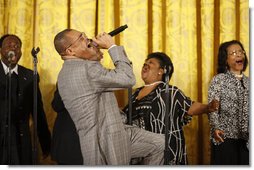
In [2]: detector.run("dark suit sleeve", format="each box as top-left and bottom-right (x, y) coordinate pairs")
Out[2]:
(51, 86), (66, 113)
(50, 85), (83, 164)
(36, 75), (51, 155)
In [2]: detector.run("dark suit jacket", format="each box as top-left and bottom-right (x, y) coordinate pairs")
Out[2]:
(51, 87), (83, 165)
(0, 62), (51, 165)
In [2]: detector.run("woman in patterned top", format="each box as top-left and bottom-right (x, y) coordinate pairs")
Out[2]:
(208, 40), (249, 165)
(123, 52), (218, 165)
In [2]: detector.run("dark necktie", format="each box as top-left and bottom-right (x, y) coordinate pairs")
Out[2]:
(11, 73), (18, 114)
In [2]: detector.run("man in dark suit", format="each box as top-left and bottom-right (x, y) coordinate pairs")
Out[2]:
(0, 34), (51, 165)
(51, 85), (83, 165)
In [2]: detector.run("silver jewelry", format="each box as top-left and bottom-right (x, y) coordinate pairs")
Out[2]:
(144, 81), (164, 87)
(234, 74), (243, 78)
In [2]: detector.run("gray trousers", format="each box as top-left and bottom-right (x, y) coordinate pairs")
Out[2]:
(126, 125), (165, 165)
(79, 124), (165, 165)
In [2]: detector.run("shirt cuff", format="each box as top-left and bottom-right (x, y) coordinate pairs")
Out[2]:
(108, 44), (117, 51)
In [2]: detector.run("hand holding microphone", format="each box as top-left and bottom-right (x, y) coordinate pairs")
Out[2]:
(93, 32), (115, 49)
(92, 25), (128, 49)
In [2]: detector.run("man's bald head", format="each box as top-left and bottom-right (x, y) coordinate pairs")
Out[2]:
(54, 29), (74, 55)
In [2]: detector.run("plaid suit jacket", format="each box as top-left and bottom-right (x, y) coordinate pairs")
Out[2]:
(58, 46), (135, 165)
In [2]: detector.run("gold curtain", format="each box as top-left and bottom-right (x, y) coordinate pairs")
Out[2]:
(0, 0), (249, 165)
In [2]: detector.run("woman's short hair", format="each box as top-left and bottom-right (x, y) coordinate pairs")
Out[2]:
(217, 40), (248, 74)
(146, 52), (174, 82)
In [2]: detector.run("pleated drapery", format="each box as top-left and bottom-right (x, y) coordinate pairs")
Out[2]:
(0, 0), (249, 165)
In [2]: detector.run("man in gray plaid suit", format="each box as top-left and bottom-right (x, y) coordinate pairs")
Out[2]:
(53, 29), (165, 165)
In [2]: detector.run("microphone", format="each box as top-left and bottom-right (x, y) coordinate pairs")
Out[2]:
(108, 24), (128, 36)
(91, 25), (128, 47)
(8, 51), (15, 60)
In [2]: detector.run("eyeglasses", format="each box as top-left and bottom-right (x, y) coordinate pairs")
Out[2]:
(63, 32), (93, 52)
(64, 32), (84, 51)
(228, 50), (245, 56)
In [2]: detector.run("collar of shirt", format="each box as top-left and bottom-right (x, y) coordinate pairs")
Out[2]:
(1, 60), (18, 75)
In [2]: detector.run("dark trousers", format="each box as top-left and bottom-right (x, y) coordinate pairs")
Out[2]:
(210, 138), (249, 165)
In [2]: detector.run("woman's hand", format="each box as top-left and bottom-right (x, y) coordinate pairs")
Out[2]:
(213, 129), (224, 143)
(207, 99), (219, 113)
